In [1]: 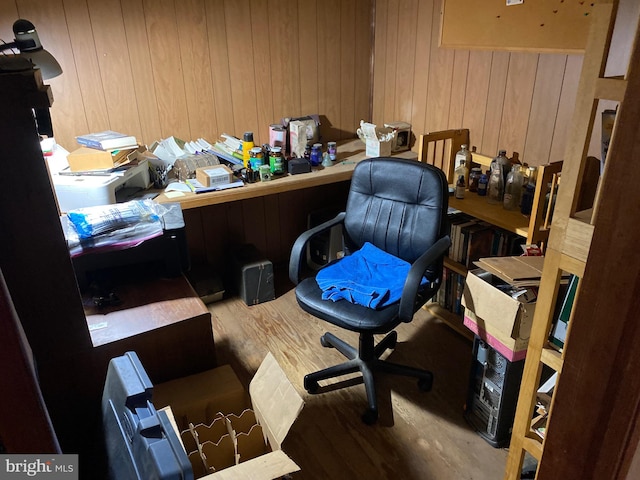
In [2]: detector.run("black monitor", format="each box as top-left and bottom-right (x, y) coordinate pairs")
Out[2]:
(101, 351), (193, 480)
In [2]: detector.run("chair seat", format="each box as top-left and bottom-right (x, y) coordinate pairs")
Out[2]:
(295, 277), (403, 334)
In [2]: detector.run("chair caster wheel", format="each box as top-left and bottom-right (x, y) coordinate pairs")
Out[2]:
(418, 374), (433, 392)
(304, 376), (319, 394)
(320, 335), (333, 348)
(361, 408), (378, 425)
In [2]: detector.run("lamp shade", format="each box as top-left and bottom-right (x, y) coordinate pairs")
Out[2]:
(9, 19), (62, 80)
(18, 48), (63, 80)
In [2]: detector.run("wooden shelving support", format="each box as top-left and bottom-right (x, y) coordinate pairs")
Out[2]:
(504, 0), (640, 478)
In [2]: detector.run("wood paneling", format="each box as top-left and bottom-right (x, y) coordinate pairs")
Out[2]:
(3, 0), (374, 151)
(372, 0), (633, 165)
(4, 0), (634, 163)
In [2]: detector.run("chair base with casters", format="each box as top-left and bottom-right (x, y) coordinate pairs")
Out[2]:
(289, 157), (450, 425)
(304, 330), (433, 424)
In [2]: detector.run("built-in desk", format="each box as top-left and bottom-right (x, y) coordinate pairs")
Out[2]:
(155, 139), (417, 209)
(154, 139), (417, 271)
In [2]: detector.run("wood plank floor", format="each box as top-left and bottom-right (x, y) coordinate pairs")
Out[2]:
(208, 282), (509, 479)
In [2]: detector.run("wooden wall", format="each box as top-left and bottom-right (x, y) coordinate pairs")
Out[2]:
(2, 0), (637, 267)
(0, 0), (374, 152)
(2, 0), (636, 164)
(372, 0), (638, 166)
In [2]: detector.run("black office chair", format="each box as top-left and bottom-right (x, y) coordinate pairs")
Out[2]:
(289, 157), (450, 424)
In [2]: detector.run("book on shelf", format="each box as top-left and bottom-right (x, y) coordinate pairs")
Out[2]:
(447, 212), (474, 261)
(549, 274), (579, 350)
(76, 130), (138, 151)
(464, 222), (494, 268)
(435, 267), (466, 316)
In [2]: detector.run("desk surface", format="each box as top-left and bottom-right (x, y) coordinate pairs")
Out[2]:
(155, 140), (417, 210)
(84, 273), (209, 348)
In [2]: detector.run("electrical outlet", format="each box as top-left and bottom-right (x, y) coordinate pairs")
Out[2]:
(507, 0), (524, 5)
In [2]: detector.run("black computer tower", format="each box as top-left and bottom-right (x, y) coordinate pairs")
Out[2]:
(307, 208), (343, 270)
(464, 336), (525, 448)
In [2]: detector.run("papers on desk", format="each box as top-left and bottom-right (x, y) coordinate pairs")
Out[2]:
(163, 179), (245, 195)
(185, 178), (244, 193)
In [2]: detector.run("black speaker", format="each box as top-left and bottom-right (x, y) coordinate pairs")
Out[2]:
(464, 336), (525, 448)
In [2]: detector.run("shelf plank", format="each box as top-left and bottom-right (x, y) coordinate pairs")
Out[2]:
(561, 217), (595, 264)
(449, 194), (530, 237)
(595, 77), (627, 102)
(540, 346), (563, 373)
(443, 256), (467, 276)
(522, 435), (543, 460)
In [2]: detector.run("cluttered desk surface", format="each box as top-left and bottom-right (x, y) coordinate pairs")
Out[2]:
(155, 139), (417, 210)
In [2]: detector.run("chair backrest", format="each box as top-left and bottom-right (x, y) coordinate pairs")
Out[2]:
(418, 129), (470, 184)
(343, 157), (449, 265)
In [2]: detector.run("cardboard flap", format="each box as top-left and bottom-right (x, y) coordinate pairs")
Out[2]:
(249, 352), (304, 450)
(207, 450), (299, 479)
(462, 271), (521, 337)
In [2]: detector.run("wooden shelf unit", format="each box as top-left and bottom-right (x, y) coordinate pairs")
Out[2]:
(418, 129), (561, 337)
(504, 0), (640, 478)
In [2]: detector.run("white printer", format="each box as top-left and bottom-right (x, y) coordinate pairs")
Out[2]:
(47, 144), (152, 212)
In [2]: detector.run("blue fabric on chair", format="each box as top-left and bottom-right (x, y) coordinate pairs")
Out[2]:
(315, 242), (426, 309)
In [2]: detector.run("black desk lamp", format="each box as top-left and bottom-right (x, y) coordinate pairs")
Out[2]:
(0, 19), (62, 136)
(0, 19), (62, 80)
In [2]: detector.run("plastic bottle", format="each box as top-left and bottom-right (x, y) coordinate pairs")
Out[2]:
(455, 174), (465, 199)
(455, 144), (472, 186)
(242, 132), (254, 168)
(249, 146), (264, 170)
(503, 164), (524, 210)
(269, 146), (285, 175)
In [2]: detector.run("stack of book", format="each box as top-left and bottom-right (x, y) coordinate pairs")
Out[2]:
(448, 212), (525, 268)
(64, 130), (140, 174)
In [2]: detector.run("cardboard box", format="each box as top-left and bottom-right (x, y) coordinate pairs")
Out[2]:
(461, 269), (536, 357)
(357, 121), (395, 158)
(195, 165), (233, 187)
(463, 314), (527, 362)
(384, 121), (411, 152)
(365, 138), (392, 157)
(154, 353), (304, 479)
(66, 145), (140, 172)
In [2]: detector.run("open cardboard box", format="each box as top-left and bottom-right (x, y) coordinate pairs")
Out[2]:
(461, 268), (536, 361)
(154, 352), (304, 479)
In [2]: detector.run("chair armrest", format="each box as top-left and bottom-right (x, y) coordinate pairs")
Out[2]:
(398, 235), (451, 322)
(288, 212), (346, 285)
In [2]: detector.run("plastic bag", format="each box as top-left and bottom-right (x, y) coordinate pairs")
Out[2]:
(66, 199), (163, 239)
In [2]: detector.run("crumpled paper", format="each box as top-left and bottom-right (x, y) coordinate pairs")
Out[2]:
(356, 120), (395, 143)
